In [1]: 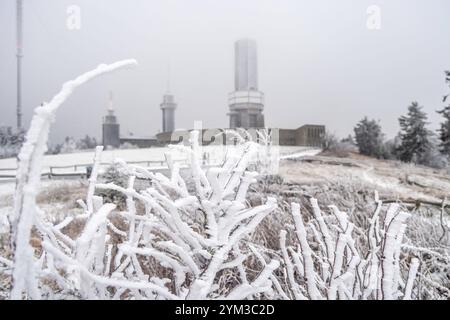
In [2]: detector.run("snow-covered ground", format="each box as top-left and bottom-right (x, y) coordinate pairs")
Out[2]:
(279, 148), (322, 160)
(279, 153), (450, 203)
(0, 183), (15, 198)
(0, 145), (318, 177)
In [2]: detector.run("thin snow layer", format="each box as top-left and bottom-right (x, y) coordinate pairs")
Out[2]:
(0, 146), (311, 176)
(0, 180), (80, 234)
(279, 155), (450, 202)
(0, 179), (86, 239)
(279, 148), (322, 160)
(0, 209), (9, 234)
(0, 183), (15, 198)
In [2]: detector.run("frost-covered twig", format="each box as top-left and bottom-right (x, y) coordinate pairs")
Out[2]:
(9, 59), (137, 299)
(278, 196), (420, 300)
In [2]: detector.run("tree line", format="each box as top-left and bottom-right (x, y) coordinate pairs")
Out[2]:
(351, 71), (450, 169)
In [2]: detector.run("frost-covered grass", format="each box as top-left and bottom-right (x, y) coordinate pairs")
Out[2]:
(279, 154), (450, 202)
(249, 176), (449, 300)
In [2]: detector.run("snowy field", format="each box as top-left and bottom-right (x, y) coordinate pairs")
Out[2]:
(0, 144), (320, 203)
(0, 145), (318, 178)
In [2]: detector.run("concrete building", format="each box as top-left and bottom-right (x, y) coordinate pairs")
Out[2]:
(120, 135), (160, 148)
(103, 111), (324, 149)
(228, 39), (265, 129)
(102, 93), (120, 148)
(156, 125), (325, 147)
(160, 93), (177, 133)
(278, 125), (325, 147)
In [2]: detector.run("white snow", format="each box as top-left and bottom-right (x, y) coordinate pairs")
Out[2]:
(0, 145), (314, 177)
(279, 148), (322, 159)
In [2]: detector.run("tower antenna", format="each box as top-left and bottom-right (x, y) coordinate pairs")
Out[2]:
(16, 0), (23, 129)
(167, 62), (171, 93)
(108, 91), (114, 111)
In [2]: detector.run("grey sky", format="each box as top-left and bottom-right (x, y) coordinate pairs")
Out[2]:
(1, 0), (450, 144)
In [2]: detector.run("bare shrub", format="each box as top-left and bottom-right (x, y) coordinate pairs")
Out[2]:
(321, 132), (357, 158)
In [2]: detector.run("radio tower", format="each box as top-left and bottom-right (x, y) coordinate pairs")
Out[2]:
(16, 0), (23, 129)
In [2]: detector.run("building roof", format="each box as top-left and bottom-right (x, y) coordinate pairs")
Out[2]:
(120, 135), (157, 140)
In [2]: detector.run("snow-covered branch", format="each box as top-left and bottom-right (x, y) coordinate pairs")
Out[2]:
(278, 196), (421, 300)
(9, 60), (137, 299)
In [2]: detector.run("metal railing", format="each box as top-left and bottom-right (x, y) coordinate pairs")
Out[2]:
(0, 159), (191, 180)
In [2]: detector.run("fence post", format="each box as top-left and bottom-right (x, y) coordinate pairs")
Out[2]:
(86, 165), (93, 180)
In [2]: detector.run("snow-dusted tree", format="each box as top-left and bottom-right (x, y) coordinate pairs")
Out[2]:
(76, 135), (98, 150)
(437, 71), (450, 157)
(397, 102), (433, 164)
(46, 135), (98, 155)
(437, 107), (450, 156)
(320, 132), (358, 157)
(382, 136), (401, 160)
(321, 131), (339, 151)
(416, 137), (448, 169)
(59, 136), (78, 154)
(353, 117), (385, 158)
(95, 162), (128, 209)
(341, 134), (355, 145)
(0, 126), (25, 159)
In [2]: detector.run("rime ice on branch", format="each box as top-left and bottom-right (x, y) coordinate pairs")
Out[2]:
(278, 195), (421, 300)
(9, 60), (138, 299)
(9, 120), (280, 299)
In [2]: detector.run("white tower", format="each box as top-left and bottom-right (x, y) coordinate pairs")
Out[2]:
(235, 38), (258, 91)
(228, 39), (264, 128)
(160, 93), (177, 133)
(102, 92), (120, 148)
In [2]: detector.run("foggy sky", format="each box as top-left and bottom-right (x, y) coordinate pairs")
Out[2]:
(1, 0), (450, 144)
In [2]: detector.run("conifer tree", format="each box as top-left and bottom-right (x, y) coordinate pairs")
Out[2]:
(353, 117), (384, 158)
(397, 102), (433, 163)
(437, 70), (450, 156)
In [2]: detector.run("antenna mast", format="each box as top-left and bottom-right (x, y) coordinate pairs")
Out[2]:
(16, 0), (23, 130)
(167, 62), (171, 93)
